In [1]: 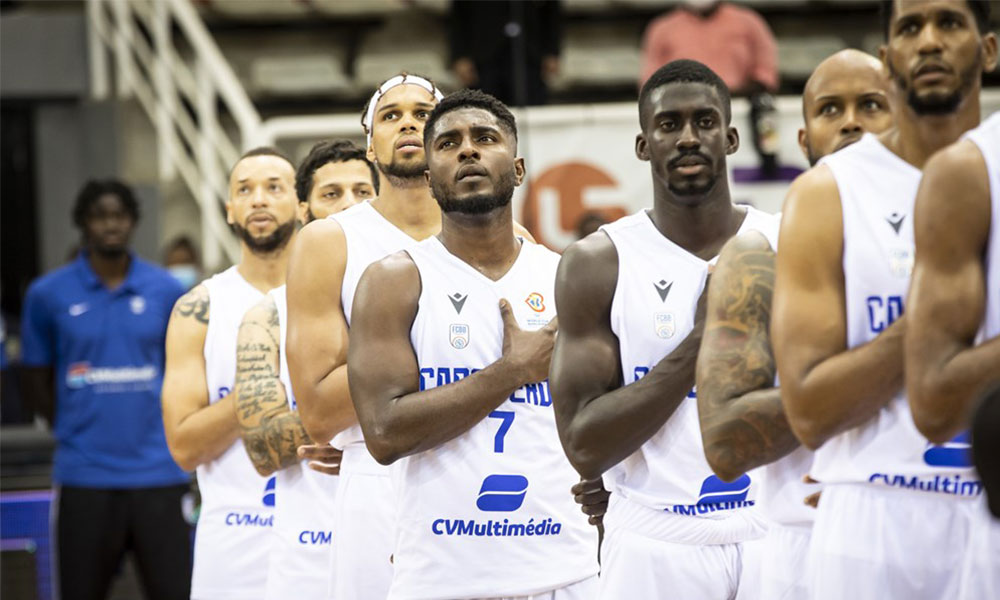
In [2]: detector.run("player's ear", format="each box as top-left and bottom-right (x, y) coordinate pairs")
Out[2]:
(878, 44), (888, 70)
(513, 157), (526, 186)
(424, 169), (432, 191)
(635, 133), (650, 162)
(725, 126), (739, 156)
(798, 128), (808, 160)
(366, 143), (376, 163)
(225, 198), (234, 225)
(296, 201), (309, 226)
(982, 32), (998, 73)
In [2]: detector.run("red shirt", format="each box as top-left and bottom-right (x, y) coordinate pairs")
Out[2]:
(640, 3), (779, 92)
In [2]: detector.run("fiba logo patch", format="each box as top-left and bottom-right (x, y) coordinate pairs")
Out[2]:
(449, 324), (470, 349)
(524, 293), (545, 312)
(476, 474), (529, 512)
(697, 474), (751, 505)
(130, 296), (146, 315)
(888, 247), (913, 279)
(262, 476), (276, 507)
(654, 312), (675, 339)
(923, 431), (974, 468)
(66, 362), (90, 388)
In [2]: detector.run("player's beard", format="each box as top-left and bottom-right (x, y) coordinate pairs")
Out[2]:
(378, 155), (427, 188)
(232, 217), (296, 256)
(432, 167), (517, 215)
(892, 49), (981, 116)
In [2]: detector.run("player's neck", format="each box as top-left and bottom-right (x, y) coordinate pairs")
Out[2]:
(237, 241), (291, 293)
(650, 180), (745, 260)
(371, 181), (441, 241)
(438, 205), (520, 282)
(883, 89), (981, 169)
(86, 248), (131, 290)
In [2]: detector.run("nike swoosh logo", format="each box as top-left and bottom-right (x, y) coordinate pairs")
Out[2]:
(448, 293), (468, 314)
(69, 303), (89, 316)
(653, 281), (672, 303)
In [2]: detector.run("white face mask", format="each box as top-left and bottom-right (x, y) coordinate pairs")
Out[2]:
(168, 264), (200, 290)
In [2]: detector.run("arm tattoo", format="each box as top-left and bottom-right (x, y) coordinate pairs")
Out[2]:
(174, 286), (210, 324)
(235, 302), (312, 472)
(700, 242), (800, 476)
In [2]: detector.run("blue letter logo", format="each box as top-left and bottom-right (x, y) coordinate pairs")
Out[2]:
(262, 476), (276, 507)
(923, 431), (973, 468)
(476, 474), (528, 512)
(697, 474), (751, 505)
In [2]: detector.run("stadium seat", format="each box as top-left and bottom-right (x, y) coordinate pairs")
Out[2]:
(354, 15), (456, 92)
(777, 35), (847, 80)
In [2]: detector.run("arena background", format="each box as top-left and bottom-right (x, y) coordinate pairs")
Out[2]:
(0, 1), (998, 598)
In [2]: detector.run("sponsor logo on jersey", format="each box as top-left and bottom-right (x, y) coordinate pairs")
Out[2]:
(448, 292), (468, 314)
(654, 312), (675, 339)
(449, 324), (470, 349)
(524, 292), (545, 312)
(298, 530), (332, 545)
(262, 475), (276, 507)
(431, 517), (562, 537)
(65, 362), (158, 390)
(129, 295), (146, 315)
(697, 474), (751, 505)
(476, 474), (529, 512)
(885, 212), (906, 235)
(868, 472), (981, 496)
(653, 279), (673, 302)
(923, 431), (974, 468)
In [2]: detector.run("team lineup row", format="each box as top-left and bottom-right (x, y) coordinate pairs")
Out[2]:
(157, 2), (999, 599)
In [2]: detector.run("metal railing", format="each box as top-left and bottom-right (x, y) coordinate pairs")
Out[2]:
(88, 0), (258, 267)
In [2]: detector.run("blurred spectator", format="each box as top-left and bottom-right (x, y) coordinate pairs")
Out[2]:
(19, 180), (192, 600)
(575, 212), (608, 240)
(639, 0), (777, 94)
(449, 0), (562, 106)
(640, 1), (781, 176)
(163, 235), (202, 290)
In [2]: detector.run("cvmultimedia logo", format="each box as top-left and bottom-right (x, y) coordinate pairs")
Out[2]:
(697, 474), (751, 506)
(476, 474), (529, 512)
(923, 431), (973, 468)
(262, 476), (276, 507)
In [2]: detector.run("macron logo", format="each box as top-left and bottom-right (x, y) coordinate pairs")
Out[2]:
(476, 474), (528, 512)
(448, 293), (468, 314)
(653, 280), (673, 303)
(885, 212), (906, 235)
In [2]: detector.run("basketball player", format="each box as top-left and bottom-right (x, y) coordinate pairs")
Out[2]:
(162, 147), (298, 600)
(348, 88), (598, 600)
(550, 59), (775, 598)
(695, 49), (892, 598)
(233, 140), (377, 600)
(905, 111), (1000, 597)
(771, 0), (996, 597)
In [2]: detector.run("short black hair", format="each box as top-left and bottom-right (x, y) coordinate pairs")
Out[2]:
(423, 88), (518, 150)
(638, 59), (732, 125)
(295, 140), (378, 202)
(231, 146), (294, 177)
(880, 0), (991, 39)
(72, 179), (140, 229)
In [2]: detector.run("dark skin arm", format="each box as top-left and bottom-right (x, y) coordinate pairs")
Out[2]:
(906, 140), (1000, 443)
(348, 251), (557, 466)
(20, 367), (55, 425)
(234, 296), (313, 477)
(696, 231), (799, 483)
(550, 233), (705, 482)
(772, 166), (904, 451)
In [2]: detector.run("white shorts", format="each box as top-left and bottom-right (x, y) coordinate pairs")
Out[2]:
(757, 524), (810, 600)
(598, 495), (765, 599)
(329, 449), (394, 600)
(958, 498), (1000, 600)
(807, 483), (975, 600)
(471, 575), (598, 600)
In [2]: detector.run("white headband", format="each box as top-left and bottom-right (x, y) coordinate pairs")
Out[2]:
(363, 74), (444, 146)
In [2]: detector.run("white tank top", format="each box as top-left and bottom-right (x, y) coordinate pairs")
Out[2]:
(965, 112), (1000, 343)
(388, 238), (598, 600)
(194, 266), (272, 600)
(811, 134), (980, 498)
(265, 286), (339, 600)
(328, 202), (419, 467)
(600, 207), (776, 517)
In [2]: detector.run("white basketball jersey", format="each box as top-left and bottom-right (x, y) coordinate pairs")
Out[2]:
(811, 134), (980, 497)
(966, 112), (1000, 343)
(600, 207), (776, 517)
(194, 266), (271, 600)
(265, 286), (339, 600)
(388, 238), (598, 600)
(328, 201), (418, 459)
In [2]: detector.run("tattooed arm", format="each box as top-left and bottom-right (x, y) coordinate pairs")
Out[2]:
(234, 296), (312, 476)
(696, 231), (799, 482)
(162, 285), (240, 471)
